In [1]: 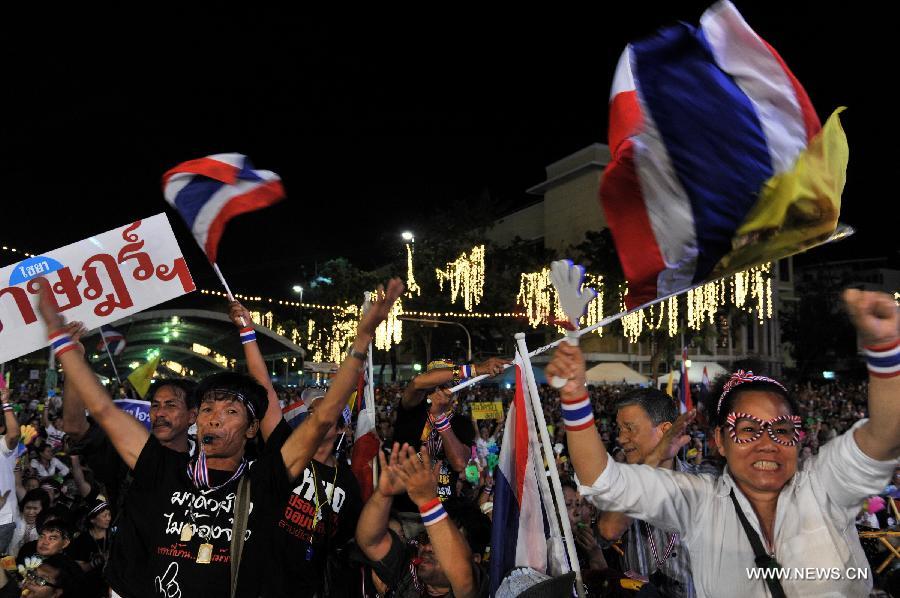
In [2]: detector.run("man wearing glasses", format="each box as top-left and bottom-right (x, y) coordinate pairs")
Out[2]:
(0, 554), (78, 597)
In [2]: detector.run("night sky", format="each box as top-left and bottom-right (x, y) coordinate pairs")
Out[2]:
(0, 3), (886, 299)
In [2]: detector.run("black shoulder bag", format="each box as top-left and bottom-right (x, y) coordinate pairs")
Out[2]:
(230, 475), (252, 598)
(729, 489), (786, 598)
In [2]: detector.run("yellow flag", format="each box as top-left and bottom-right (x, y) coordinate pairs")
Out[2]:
(665, 370), (674, 398)
(127, 356), (160, 398)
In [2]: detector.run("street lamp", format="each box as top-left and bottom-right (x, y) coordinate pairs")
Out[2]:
(292, 285), (304, 302)
(399, 316), (472, 362)
(401, 231), (414, 242)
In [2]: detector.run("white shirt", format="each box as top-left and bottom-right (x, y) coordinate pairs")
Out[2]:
(0, 439), (18, 526)
(580, 420), (897, 598)
(30, 456), (70, 479)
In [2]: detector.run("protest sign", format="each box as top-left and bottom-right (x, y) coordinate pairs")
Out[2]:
(114, 398), (151, 430)
(471, 401), (504, 420)
(0, 214), (195, 363)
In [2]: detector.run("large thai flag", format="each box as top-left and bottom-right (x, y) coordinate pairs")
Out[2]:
(351, 364), (380, 502)
(601, 1), (845, 310)
(162, 153), (285, 263)
(96, 327), (126, 357)
(489, 363), (549, 594)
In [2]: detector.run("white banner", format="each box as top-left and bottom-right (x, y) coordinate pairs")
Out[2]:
(0, 214), (196, 363)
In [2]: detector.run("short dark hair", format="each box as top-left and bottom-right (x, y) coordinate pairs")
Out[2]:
(710, 378), (798, 428)
(148, 378), (199, 410)
(194, 372), (268, 423)
(39, 554), (81, 591)
(39, 517), (74, 540)
(614, 388), (676, 426)
(20, 488), (50, 511)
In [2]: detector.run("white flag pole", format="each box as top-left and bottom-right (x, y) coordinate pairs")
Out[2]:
(515, 333), (584, 598)
(212, 262), (247, 327)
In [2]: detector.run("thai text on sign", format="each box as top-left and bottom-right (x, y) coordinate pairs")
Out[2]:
(471, 401), (504, 420)
(0, 214), (195, 363)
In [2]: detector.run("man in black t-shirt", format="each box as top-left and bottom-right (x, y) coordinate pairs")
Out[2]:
(261, 396), (363, 597)
(35, 276), (404, 598)
(391, 358), (508, 514)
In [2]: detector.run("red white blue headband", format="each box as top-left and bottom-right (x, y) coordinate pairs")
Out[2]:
(716, 370), (787, 415)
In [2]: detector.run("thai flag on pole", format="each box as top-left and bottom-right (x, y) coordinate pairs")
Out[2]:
(489, 363), (549, 595)
(351, 362), (380, 503)
(96, 328), (126, 357)
(162, 153), (285, 263)
(680, 347), (693, 414)
(282, 398), (309, 429)
(601, 1), (847, 310)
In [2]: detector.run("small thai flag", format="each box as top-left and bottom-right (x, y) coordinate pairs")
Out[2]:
(282, 399), (309, 429)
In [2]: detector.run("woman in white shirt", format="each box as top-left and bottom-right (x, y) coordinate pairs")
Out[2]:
(29, 444), (69, 479)
(8, 488), (48, 557)
(547, 289), (899, 598)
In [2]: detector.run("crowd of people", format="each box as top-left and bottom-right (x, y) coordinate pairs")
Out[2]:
(0, 283), (897, 597)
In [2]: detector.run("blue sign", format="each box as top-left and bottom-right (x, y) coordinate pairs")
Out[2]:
(114, 399), (151, 430)
(8, 256), (64, 286)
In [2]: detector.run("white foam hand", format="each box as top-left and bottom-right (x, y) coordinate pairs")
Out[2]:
(549, 260), (597, 388)
(550, 260), (597, 329)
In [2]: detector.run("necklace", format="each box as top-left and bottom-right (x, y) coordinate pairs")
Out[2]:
(306, 460), (339, 562)
(92, 529), (108, 556)
(642, 522), (678, 568)
(186, 450), (247, 491)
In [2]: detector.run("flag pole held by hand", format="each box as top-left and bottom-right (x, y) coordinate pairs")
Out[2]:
(212, 263), (247, 327)
(548, 260), (597, 389)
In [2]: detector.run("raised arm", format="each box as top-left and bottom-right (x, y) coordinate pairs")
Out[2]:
(60, 321), (90, 442)
(69, 454), (92, 498)
(424, 388), (469, 472)
(228, 301), (281, 442)
(546, 343), (607, 485)
(400, 358), (509, 410)
(1, 388), (19, 451)
(355, 442), (406, 561)
(396, 445), (477, 598)
(35, 278), (149, 469)
(280, 279), (404, 480)
(843, 289), (900, 461)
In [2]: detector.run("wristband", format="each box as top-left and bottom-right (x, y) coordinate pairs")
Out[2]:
(480, 501), (494, 515)
(419, 497), (448, 526)
(2, 404), (12, 412)
(864, 339), (900, 378)
(48, 331), (78, 358)
(456, 365), (474, 380)
(561, 393), (594, 432)
(239, 327), (257, 344)
(429, 412), (451, 433)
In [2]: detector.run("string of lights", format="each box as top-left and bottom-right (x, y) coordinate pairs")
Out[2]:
(435, 244), (485, 311)
(405, 243), (421, 297)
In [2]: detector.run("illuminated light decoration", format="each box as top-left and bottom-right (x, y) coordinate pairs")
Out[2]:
(250, 311), (262, 325)
(405, 243), (421, 297)
(582, 274), (604, 336)
(375, 297), (404, 351)
(435, 245), (485, 311)
(516, 268), (552, 328)
(129, 362), (140, 370)
(895, 292), (900, 305)
(192, 343), (211, 356)
(620, 288), (644, 344)
(275, 325), (285, 336)
(213, 354), (229, 367)
(667, 296), (679, 338)
(164, 361), (184, 375)
(262, 311), (274, 329)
